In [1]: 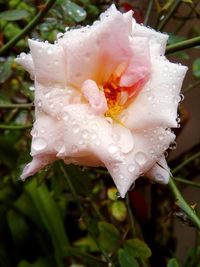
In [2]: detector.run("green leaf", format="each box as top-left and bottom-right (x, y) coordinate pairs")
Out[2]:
(74, 236), (99, 253)
(111, 201), (127, 221)
(0, 9), (29, 21)
(17, 258), (52, 267)
(167, 258), (179, 267)
(61, 0), (87, 22)
(98, 221), (120, 253)
(192, 58), (200, 79)
(0, 57), (13, 83)
(7, 209), (30, 245)
(65, 246), (105, 267)
(25, 179), (69, 257)
(124, 238), (152, 259)
(65, 165), (93, 197)
(107, 187), (118, 201)
(118, 249), (139, 267)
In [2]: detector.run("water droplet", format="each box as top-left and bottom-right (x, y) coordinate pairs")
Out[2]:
(135, 152), (147, 166)
(116, 191), (121, 198)
(158, 134), (164, 140)
(57, 32), (64, 39)
(127, 164), (135, 173)
(64, 113), (69, 121)
(108, 144), (118, 154)
(95, 139), (101, 146)
(164, 65), (169, 72)
(82, 130), (89, 139)
(32, 137), (47, 151)
(40, 127), (45, 134)
(72, 145), (78, 153)
(169, 141), (177, 150)
(72, 124), (80, 134)
(31, 129), (38, 137)
(180, 93), (184, 101)
(47, 48), (53, 55)
(29, 85), (35, 91)
(129, 182), (135, 191)
(91, 133), (97, 140)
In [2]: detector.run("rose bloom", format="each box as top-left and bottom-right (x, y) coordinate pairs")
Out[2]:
(16, 5), (187, 198)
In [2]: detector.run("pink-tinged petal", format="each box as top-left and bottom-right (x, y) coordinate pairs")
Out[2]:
(81, 80), (108, 115)
(28, 39), (67, 84)
(34, 82), (81, 119)
(132, 23), (168, 56)
(119, 37), (151, 88)
(105, 127), (175, 198)
(30, 115), (64, 156)
(58, 104), (124, 164)
(58, 5), (133, 87)
(121, 58), (188, 130)
(21, 154), (56, 180)
(145, 155), (171, 184)
(15, 53), (34, 78)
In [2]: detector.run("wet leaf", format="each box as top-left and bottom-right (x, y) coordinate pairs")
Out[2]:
(167, 258), (179, 267)
(0, 10), (29, 21)
(98, 221), (120, 253)
(0, 57), (13, 83)
(124, 238), (152, 259)
(111, 201), (127, 221)
(192, 58), (200, 79)
(61, 0), (87, 22)
(118, 248), (139, 267)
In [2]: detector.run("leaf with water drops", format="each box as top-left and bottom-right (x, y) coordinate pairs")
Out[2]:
(61, 0), (87, 23)
(192, 58), (200, 79)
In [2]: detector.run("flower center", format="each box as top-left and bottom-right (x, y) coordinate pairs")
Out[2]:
(103, 63), (127, 118)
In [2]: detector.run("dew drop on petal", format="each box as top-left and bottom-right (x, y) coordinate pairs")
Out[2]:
(127, 164), (135, 173)
(169, 141), (177, 150)
(116, 191), (121, 198)
(108, 144), (118, 154)
(32, 137), (47, 151)
(72, 124), (80, 134)
(135, 152), (147, 166)
(82, 130), (89, 139)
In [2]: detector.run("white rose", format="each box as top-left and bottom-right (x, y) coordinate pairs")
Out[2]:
(16, 5), (187, 198)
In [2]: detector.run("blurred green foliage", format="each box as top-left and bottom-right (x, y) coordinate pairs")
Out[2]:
(0, 0), (200, 267)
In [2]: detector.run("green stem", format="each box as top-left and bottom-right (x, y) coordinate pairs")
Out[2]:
(172, 151), (200, 174)
(166, 36), (200, 54)
(183, 80), (200, 94)
(60, 163), (116, 267)
(168, 178), (200, 231)
(0, 0), (56, 56)
(174, 177), (200, 188)
(0, 103), (33, 109)
(157, 0), (181, 31)
(0, 124), (32, 130)
(144, 0), (153, 25)
(126, 194), (136, 237)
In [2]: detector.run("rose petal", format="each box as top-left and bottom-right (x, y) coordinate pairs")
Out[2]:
(145, 155), (171, 184)
(121, 58), (188, 130)
(28, 39), (67, 84)
(15, 53), (34, 78)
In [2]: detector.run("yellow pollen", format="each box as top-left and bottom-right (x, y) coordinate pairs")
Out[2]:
(103, 62), (127, 118)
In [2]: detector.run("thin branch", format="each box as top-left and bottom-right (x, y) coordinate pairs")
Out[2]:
(0, 103), (33, 109)
(174, 177), (200, 188)
(168, 178), (200, 231)
(126, 194), (136, 237)
(183, 80), (200, 94)
(60, 163), (116, 267)
(0, 124), (32, 130)
(166, 36), (200, 54)
(0, 0), (56, 56)
(157, 0), (182, 31)
(144, 0), (153, 25)
(172, 151), (200, 175)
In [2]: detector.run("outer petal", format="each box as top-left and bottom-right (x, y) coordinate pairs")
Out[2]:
(28, 39), (67, 84)
(145, 155), (171, 184)
(121, 58), (188, 130)
(58, 5), (133, 87)
(15, 53), (34, 78)
(132, 23), (169, 56)
(105, 127), (175, 197)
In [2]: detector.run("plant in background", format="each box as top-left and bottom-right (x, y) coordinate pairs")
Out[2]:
(0, 1), (200, 267)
